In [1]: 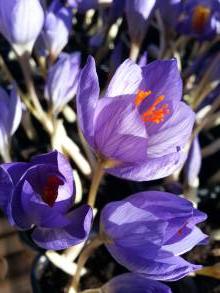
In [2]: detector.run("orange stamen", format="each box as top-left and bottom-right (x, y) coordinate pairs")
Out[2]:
(134, 90), (152, 107)
(192, 5), (210, 33)
(141, 95), (170, 124)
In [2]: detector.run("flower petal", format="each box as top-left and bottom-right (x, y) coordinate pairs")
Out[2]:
(76, 56), (100, 147)
(105, 59), (142, 98)
(32, 205), (93, 250)
(102, 273), (172, 293)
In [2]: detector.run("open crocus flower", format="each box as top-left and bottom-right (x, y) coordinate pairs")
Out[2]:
(102, 273), (171, 293)
(77, 56), (195, 181)
(0, 151), (92, 250)
(0, 0), (44, 55)
(175, 0), (220, 40)
(100, 191), (207, 281)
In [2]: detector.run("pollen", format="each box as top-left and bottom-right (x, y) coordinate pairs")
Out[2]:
(134, 90), (152, 107)
(192, 5), (210, 33)
(42, 175), (64, 207)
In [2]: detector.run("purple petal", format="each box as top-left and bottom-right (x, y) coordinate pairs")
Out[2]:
(184, 136), (201, 186)
(141, 60), (183, 104)
(105, 59), (142, 98)
(32, 205), (93, 250)
(0, 0), (44, 52)
(43, 1), (72, 57)
(94, 96), (147, 163)
(31, 150), (74, 198)
(163, 226), (208, 256)
(45, 53), (81, 114)
(146, 102), (195, 158)
(107, 151), (185, 181)
(0, 166), (14, 217)
(2, 162), (30, 185)
(11, 179), (73, 229)
(102, 273), (172, 293)
(76, 56), (100, 147)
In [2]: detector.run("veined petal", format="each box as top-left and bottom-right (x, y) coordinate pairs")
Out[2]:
(107, 151), (185, 181)
(76, 56), (99, 147)
(105, 59), (142, 98)
(32, 205), (93, 250)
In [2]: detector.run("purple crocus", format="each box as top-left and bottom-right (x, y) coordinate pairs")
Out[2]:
(77, 56), (195, 181)
(0, 87), (22, 162)
(0, 150), (92, 250)
(102, 273), (171, 293)
(42, 0), (73, 60)
(175, 0), (220, 40)
(45, 52), (81, 115)
(100, 191), (207, 281)
(0, 0), (44, 55)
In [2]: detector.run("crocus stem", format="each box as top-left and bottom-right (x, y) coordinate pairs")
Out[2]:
(87, 160), (105, 208)
(69, 236), (103, 293)
(129, 41), (141, 62)
(18, 52), (54, 134)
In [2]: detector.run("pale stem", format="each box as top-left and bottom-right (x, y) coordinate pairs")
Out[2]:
(87, 160), (105, 208)
(129, 41), (141, 62)
(18, 52), (54, 134)
(1, 143), (12, 163)
(191, 52), (220, 109)
(68, 236), (103, 293)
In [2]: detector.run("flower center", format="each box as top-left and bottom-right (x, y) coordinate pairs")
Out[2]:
(192, 5), (211, 33)
(41, 175), (64, 207)
(134, 90), (170, 124)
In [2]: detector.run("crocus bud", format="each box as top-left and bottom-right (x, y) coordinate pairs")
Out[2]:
(42, 0), (73, 60)
(100, 191), (207, 281)
(0, 151), (93, 250)
(0, 87), (22, 161)
(45, 52), (81, 115)
(0, 0), (44, 55)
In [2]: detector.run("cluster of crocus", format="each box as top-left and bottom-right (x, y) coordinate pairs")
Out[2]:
(0, 1), (211, 291)
(0, 151), (92, 250)
(77, 56), (195, 181)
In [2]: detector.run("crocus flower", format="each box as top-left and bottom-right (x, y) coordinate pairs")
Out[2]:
(0, 151), (92, 250)
(0, 0), (44, 55)
(0, 87), (22, 162)
(45, 52), (81, 115)
(184, 136), (201, 187)
(77, 56), (195, 181)
(100, 191), (207, 281)
(102, 273), (171, 293)
(175, 0), (220, 40)
(42, 0), (73, 60)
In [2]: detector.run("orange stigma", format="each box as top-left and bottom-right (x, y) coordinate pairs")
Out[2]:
(134, 90), (170, 124)
(192, 5), (210, 33)
(42, 175), (64, 207)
